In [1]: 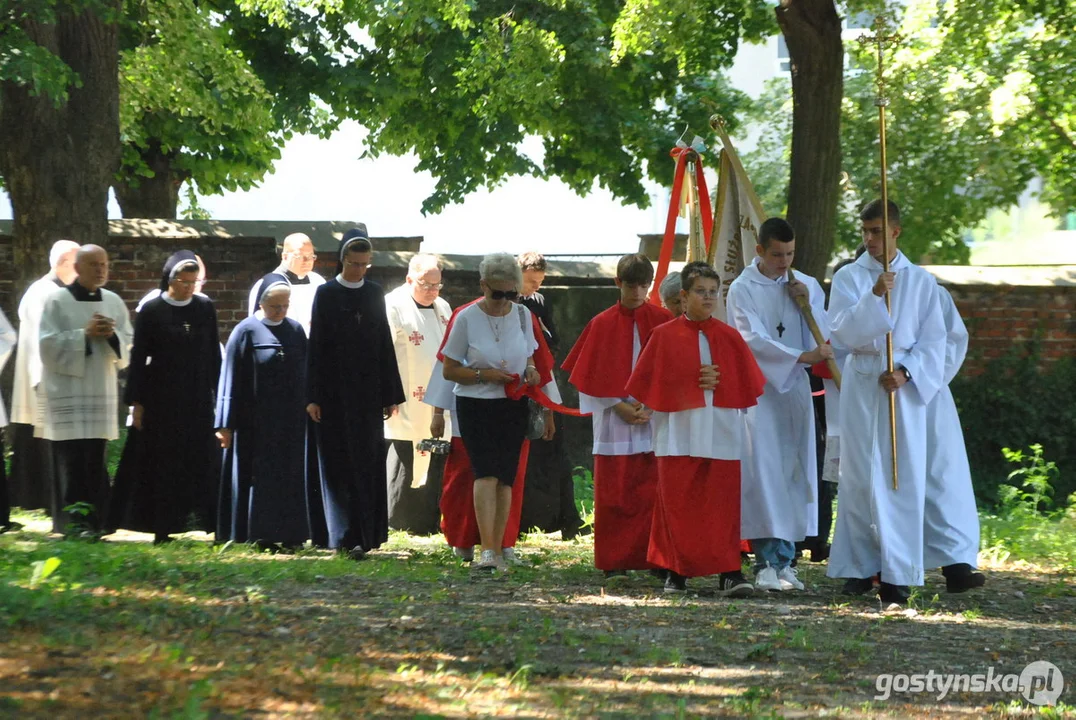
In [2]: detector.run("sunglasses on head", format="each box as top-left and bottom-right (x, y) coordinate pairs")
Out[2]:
(489, 289), (519, 301)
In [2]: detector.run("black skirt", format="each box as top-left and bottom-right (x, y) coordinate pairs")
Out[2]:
(454, 395), (529, 486)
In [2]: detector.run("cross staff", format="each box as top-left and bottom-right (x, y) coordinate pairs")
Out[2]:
(859, 17), (901, 491)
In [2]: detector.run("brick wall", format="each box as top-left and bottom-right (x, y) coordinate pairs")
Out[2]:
(947, 285), (1074, 376)
(104, 234), (278, 342)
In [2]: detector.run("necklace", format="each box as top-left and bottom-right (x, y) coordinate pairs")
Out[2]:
(485, 310), (503, 343)
(481, 301), (510, 369)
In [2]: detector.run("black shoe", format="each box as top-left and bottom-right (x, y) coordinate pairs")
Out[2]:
(603, 570), (628, 580)
(810, 545), (830, 563)
(649, 568), (670, 582)
(561, 518), (591, 540)
(717, 572), (754, 597)
(879, 582), (911, 605)
(842, 577), (875, 595)
(345, 546), (367, 561)
(943, 563), (986, 593)
(664, 571), (688, 593)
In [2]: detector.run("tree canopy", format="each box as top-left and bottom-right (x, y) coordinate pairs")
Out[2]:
(116, 0), (284, 217)
(743, 0), (1076, 265)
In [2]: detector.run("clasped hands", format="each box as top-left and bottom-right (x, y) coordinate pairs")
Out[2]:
(85, 312), (116, 339)
(616, 364), (721, 424)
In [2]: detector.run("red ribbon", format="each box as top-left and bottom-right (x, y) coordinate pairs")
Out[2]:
(650, 147), (714, 305)
(504, 375), (588, 417)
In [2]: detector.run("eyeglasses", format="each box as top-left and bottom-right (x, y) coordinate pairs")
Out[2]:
(288, 253), (317, 261)
(345, 260), (371, 269)
(690, 289), (719, 299)
(262, 303), (290, 312)
(489, 289), (519, 301)
(417, 281), (444, 291)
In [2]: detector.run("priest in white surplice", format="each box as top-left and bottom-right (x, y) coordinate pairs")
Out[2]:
(247, 232), (325, 334)
(37, 245), (134, 534)
(384, 253), (452, 534)
(924, 285), (985, 592)
(9, 240), (80, 513)
(826, 200), (947, 605)
(727, 217), (832, 594)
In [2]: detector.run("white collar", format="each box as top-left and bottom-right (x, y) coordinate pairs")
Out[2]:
(261, 317), (285, 327)
(745, 257), (791, 285)
(336, 274), (365, 289)
(856, 250), (909, 272)
(161, 294), (193, 307)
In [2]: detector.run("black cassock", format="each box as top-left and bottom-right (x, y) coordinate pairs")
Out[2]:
(110, 296), (220, 536)
(216, 316), (309, 546)
(308, 279), (404, 551)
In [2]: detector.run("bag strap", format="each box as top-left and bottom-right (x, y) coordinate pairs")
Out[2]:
(516, 303), (528, 338)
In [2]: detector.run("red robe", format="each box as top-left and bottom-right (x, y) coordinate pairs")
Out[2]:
(563, 302), (672, 570)
(627, 316), (765, 577)
(440, 437), (529, 549)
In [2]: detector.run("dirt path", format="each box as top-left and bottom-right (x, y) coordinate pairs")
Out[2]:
(0, 528), (1072, 717)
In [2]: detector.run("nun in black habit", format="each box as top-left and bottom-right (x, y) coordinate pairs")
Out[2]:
(216, 274), (310, 548)
(307, 228), (405, 558)
(109, 251), (220, 543)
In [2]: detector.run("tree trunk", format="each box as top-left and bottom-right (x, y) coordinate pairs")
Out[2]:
(776, 0), (844, 282)
(114, 140), (184, 218)
(0, 3), (122, 302)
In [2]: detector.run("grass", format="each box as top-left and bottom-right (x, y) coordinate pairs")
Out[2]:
(1, 509), (1074, 718)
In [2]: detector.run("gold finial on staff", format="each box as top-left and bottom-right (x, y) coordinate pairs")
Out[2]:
(859, 16), (901, 491)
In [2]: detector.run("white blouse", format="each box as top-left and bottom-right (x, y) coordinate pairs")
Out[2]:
(442, 302), (539, 400)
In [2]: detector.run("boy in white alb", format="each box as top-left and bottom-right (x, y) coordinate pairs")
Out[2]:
(726, 218), (833, 592)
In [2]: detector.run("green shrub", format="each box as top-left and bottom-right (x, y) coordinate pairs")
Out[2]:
(571, 466), (594, 529)
(951, 342), (1075, 508)
(980, 444), (1076, 569)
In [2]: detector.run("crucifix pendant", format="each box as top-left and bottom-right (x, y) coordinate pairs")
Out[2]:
(354, 310), (363, 326)
(776, 321), (786, 338)
(182, 322), (191, 335)
(500, 360), (508, 370)
(277, 350), (285, 360)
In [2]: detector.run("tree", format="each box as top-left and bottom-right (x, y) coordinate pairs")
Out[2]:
(0, 0), (122, 294)
(211, 0), (775, 216)
(115, 0), (283, 218)
(743, 0), (1076, 267)
(775, 0), (844, 281)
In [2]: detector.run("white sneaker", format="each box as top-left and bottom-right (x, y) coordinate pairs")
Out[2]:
(755, 566), (786, 592)
(778, 565), (805, 591)
(472, 549), (497, 570)
(501, 547), (523, 566)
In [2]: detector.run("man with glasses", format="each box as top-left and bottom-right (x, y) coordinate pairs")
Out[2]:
(383, 253), (452, 534)
(247, 232), (325, 335)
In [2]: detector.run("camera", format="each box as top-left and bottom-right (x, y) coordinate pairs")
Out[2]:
(417, 438), (451, 455)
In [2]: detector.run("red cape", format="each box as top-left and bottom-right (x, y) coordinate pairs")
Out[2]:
(561, 302), (672, 398)
(626, 315), (765, 412)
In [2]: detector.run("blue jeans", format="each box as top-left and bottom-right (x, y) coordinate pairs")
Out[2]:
(752, 538), (796, 572)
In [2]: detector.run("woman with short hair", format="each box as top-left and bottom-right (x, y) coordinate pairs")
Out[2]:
(441, 253), (550, 571)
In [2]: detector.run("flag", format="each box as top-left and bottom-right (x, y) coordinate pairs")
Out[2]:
(707, 120), (768, 322)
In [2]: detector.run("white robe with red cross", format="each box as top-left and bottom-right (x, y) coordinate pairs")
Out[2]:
(383, 284), (451, 487)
